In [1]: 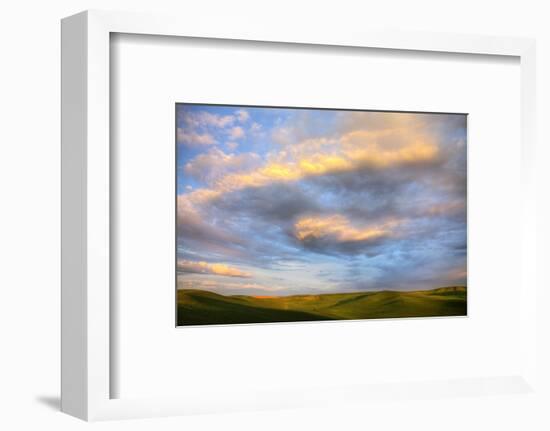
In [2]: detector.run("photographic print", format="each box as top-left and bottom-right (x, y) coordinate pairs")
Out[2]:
(176, 104), (467, 326)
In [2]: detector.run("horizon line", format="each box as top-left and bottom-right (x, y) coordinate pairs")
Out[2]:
(177, 285), (467, 298)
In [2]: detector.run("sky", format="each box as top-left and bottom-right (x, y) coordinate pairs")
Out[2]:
(176, 104), (467, 296)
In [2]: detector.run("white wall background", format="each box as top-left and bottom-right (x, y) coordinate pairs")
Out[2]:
(0, 1), (548, 430)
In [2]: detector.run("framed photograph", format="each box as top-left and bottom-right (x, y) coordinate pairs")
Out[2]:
(175, 103), (468, 326)
(61, 10), (539, 421)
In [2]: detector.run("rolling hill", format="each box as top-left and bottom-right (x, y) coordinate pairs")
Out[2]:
(177, 286), (467, 326)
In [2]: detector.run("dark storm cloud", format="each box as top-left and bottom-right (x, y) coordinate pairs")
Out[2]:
(210, 182), (321, 224)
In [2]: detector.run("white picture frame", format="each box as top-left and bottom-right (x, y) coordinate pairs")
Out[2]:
(61, 9), (538, 421)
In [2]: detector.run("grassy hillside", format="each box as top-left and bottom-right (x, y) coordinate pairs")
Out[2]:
(177, 286), (467, 326)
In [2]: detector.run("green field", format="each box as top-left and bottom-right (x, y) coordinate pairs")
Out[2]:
(177, 286), (467, 326)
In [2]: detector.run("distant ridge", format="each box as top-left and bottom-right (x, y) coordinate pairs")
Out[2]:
(177, 286), (467, 326)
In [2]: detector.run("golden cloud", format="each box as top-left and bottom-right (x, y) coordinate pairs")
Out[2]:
(294, 215), (400, 243)
(180, 117), (441, 208)
(177, 259), (252, 278)
(341, 130), (439, 168)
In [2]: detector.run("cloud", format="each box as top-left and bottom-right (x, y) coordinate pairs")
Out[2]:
(183, 148), (261, 185)
(339, 130), (439, 168)
(182, 129), (440, 201)
(178, 259), (252, 278)
(235, 109), (250, 123)
(177, 277), (283, 294)
(444, 266), (467, 284)
(179, 108), (465, 258)
(187, 110), (445, 204)
(177, 194), (250, 259)
(227, 126), (245, 140)
(181, 110), (235, 129)
(250, 122), (262, 133)
(294, 214), (399, 243)
(176, 106), (467, 293)
(271, 126), (294, 146)
(177, 108), (242, 148)
(177, 128), (215, 147)
(211, 182), (320, 224)
(180, 109), (446, 205)
(424, 200), (466, 217)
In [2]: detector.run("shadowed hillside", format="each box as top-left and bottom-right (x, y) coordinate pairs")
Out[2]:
(177, 286), (467, 326)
